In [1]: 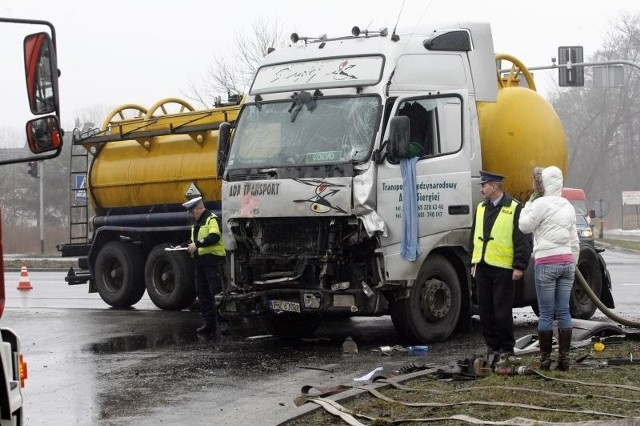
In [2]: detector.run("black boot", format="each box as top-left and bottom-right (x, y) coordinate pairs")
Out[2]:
(557, 328), (572, 371)
(538, 330), (553, 370)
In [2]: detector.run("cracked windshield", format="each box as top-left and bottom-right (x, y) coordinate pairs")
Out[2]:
(227, 96), (380, 168)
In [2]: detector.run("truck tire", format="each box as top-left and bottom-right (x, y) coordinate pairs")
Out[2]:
(95, 241), (146, 307)
(390, 254), (461, 343)
(570, 243), (602, 319)
(259, 314), (322, 340)
(145, 244), (195, 310)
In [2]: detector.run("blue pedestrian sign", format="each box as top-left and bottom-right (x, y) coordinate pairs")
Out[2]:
(75, 175), (87, 202)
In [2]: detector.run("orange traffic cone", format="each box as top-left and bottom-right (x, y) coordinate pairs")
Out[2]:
(17, 262), (33, 290)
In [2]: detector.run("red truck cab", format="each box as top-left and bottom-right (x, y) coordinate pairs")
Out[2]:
(0, 16), (62, 423)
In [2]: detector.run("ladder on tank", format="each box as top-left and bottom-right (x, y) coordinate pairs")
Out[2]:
(66, 136), (90, 249)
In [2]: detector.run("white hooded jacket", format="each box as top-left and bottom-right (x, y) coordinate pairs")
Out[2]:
(518, 166), (580, 263)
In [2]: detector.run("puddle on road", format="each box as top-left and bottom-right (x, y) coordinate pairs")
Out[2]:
(86, 324), (201, 354)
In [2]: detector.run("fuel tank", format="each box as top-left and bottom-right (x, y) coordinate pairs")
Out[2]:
(86, 98), (240, 212)
(477, 60), (567, 200)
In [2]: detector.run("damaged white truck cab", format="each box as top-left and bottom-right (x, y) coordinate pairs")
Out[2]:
(218, 22), (613, 342)
(0, 16), (63, 424)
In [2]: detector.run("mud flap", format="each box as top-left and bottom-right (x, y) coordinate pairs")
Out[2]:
(597, 251), (615, 309)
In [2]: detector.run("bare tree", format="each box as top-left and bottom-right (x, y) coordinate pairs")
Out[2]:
(186, 18), (288, 108)
(551, 11), (640, 227)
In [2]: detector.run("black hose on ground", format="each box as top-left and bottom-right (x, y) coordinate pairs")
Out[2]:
(576, 268), (640, 328)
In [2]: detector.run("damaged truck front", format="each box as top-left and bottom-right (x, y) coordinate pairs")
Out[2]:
(218, 22), (614, 342)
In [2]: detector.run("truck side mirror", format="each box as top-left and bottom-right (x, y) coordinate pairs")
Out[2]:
(589, 209), (596, 219)
(217, 122), (232, 178)
(24, 32), (59, 116)
(26, 116), (62, 154)
(388, 115), (410, 159)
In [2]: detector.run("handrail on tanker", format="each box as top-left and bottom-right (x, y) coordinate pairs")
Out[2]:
(72, 97), (243, 147)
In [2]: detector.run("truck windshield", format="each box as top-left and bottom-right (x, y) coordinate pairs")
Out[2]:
(227, 96), (380, 168)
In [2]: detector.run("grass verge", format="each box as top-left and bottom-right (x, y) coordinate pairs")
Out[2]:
(599, 238), (640, 252)
(286, 342), (640, 425)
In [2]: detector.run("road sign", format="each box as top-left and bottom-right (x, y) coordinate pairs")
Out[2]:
(75, 174), (87, 202)
(593, 65), (624, 88)
(622, 191), (640, 206)
(593, 199), (610, 218)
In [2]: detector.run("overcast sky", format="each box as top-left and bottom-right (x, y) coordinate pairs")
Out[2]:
(0, 0), (636, 132)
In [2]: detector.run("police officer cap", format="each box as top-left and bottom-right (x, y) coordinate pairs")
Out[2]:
(182, 196), (203, 211)
(479, 170), (505, 184)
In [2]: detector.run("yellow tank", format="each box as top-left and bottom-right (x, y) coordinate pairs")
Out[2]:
(86, 98), (240, 210)
(477, 54), (567, 200)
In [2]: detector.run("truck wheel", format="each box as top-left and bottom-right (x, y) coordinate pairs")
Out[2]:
(259, 314), (322, 340)
(390, 254), (461, 343)
(95, 241), (146, 307)
(570, 243), (602, 319)
(145, 244), (196, 310)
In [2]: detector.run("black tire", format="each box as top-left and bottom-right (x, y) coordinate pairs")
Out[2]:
(570, 243), (602, 319)
(145, 244), (195, 310)
(259, 314), (322, 340)
(95, 241), (146, 308)
(390, 254), (461, 343)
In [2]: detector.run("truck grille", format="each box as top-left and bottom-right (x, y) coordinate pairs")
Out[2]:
(260, 218), (322, 255)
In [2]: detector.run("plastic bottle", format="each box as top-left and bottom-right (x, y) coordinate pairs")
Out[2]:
(406, 345), (429, 355)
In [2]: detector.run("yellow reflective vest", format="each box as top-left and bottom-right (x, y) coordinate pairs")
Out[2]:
(471, 200), (517, 269)
(191, 213), (225, 257)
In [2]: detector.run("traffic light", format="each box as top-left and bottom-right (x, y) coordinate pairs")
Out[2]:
(27, 161), (38, 178)
(558, 46), (584, 87)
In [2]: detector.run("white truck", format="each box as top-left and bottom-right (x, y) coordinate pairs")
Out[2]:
(217, 22), (613, 342)
(0, 17), (63, 423)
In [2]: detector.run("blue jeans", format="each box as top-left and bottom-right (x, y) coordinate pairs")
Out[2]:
(535, 263), (575, 331)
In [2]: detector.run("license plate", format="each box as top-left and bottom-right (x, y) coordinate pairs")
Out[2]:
(269, 300), (301, 313)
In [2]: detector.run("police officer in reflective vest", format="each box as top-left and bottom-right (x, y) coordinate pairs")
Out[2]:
(181, 196), (227, 336)
(470, 170), (532, 356)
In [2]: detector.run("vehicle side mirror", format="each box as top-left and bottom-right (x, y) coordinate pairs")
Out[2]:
(26, 116), (62, 154)
(389, 115), (410, 159)
(24, 32), (59, 116)
(217, 122), (232, 177)
(589, 209), (596, 219)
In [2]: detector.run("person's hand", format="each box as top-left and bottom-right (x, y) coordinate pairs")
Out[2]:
(512, 269), (524, 280)
(470, 265), (476, 278)
(187, 242), (197, 254)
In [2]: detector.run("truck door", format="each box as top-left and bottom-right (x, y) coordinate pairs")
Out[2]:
(377, 92), (473, 279)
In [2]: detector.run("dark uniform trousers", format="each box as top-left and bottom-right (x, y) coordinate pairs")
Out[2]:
(475, 262), (515, 353)
(195, 254), (224, 328)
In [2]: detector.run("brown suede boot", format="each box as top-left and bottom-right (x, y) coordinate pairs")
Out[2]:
(538, 330), (553, 370)
(557, 328), (572, 371)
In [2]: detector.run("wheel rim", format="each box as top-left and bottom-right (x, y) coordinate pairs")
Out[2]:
(151, 259), (175, 296)
(102, 257), (124, 293)
(419, 278), (452, 321)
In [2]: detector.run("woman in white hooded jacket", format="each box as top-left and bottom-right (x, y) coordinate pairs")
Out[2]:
(519, 166), (579, 371)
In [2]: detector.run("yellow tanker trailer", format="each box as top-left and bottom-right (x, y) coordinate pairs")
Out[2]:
(477, 54), (568, 201)
(59, 97), (241, 309)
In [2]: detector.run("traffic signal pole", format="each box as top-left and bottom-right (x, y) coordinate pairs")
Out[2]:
(500, 59), (640, 84)
(525, 59), (640, 75)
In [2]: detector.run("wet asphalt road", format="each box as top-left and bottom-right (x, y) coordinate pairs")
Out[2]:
(2, 247), (639, 425)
